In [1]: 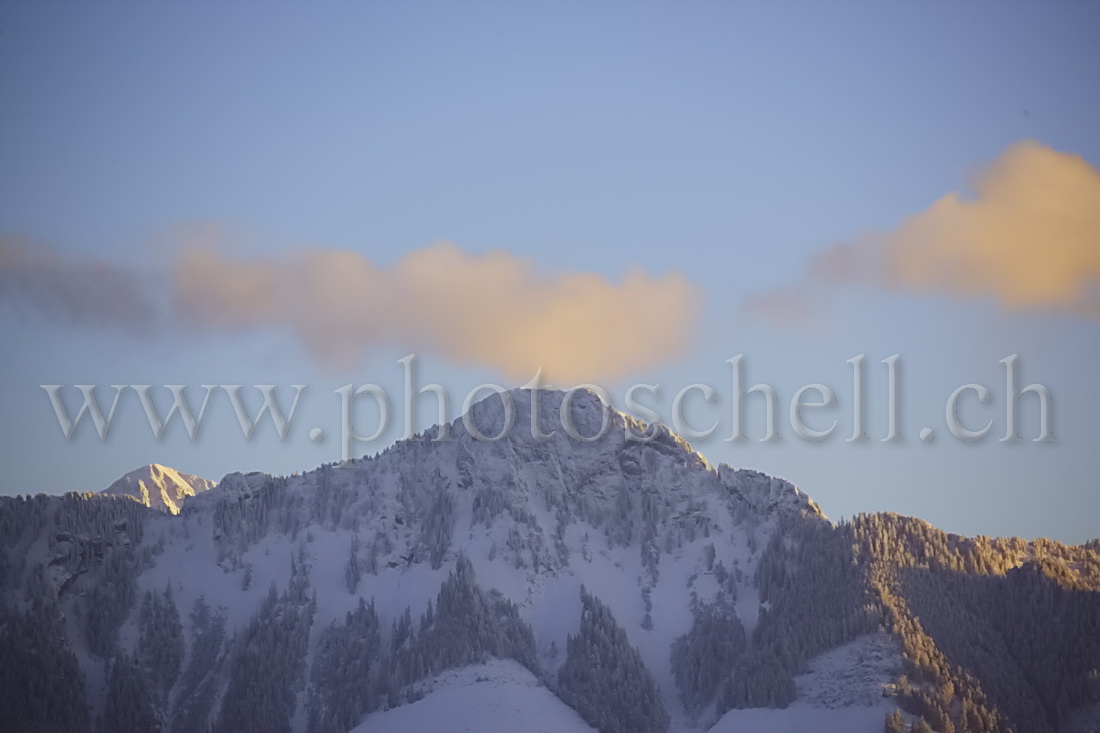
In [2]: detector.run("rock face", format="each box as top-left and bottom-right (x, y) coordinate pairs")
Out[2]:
(99, 463), (216, 514)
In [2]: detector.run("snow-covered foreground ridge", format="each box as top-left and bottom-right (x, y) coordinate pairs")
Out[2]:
(2, 388), (1099, 733)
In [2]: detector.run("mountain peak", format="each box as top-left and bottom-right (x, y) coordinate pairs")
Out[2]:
(99, 463), (216, 514)
(432, 387), (703, 459)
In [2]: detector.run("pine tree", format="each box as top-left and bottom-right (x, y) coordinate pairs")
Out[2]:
(100, 654), (160, 733)
(214, 564), (316, 733)
(558, 587), (669, 733)
(345, 533), (361, 593)
(307, 598), (382, 733)
(671, 601), (746, 713)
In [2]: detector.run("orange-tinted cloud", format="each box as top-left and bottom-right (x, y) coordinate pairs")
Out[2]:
(2, 234), (701, 383)
(751, 140), (1100, 322)
(173, 241), (701, 383)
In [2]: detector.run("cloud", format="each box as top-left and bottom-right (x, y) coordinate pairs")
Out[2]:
(750, 140), (1100, 322)
(1, 235), (700, 382)
(0, 237), (160, 333)
(1, 233), (700, 382)
(172, 241), (701, 383)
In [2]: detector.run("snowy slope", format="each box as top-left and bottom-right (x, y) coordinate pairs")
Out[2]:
(709, 704), (895, 733)
(177, 394), (815, 660)
(710, 633), (904, 733)
(138, 389), (826, 730)
(350, 660), (596, 733)
(99, 463), (216, 514)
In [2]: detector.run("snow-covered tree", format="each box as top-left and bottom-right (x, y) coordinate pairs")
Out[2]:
(307, 597), (382, 733)
(558, 587), (669, 733)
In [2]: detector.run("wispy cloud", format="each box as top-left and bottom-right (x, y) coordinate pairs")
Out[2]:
(749, 140), (1100, 322)
(0, 237), (159, 333)
(0, 237), (701, 383)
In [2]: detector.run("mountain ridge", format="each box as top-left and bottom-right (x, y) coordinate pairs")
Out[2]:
(1, 388), (1097, 733)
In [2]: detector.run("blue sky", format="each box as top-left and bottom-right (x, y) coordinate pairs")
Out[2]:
(2, 2), (1098, 542)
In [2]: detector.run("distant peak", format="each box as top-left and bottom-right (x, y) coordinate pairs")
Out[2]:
(101, 463), (216, 515)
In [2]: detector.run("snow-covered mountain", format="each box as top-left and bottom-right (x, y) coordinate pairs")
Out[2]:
(99, 463), (216, 515)
(1, 389), (1098, 733)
